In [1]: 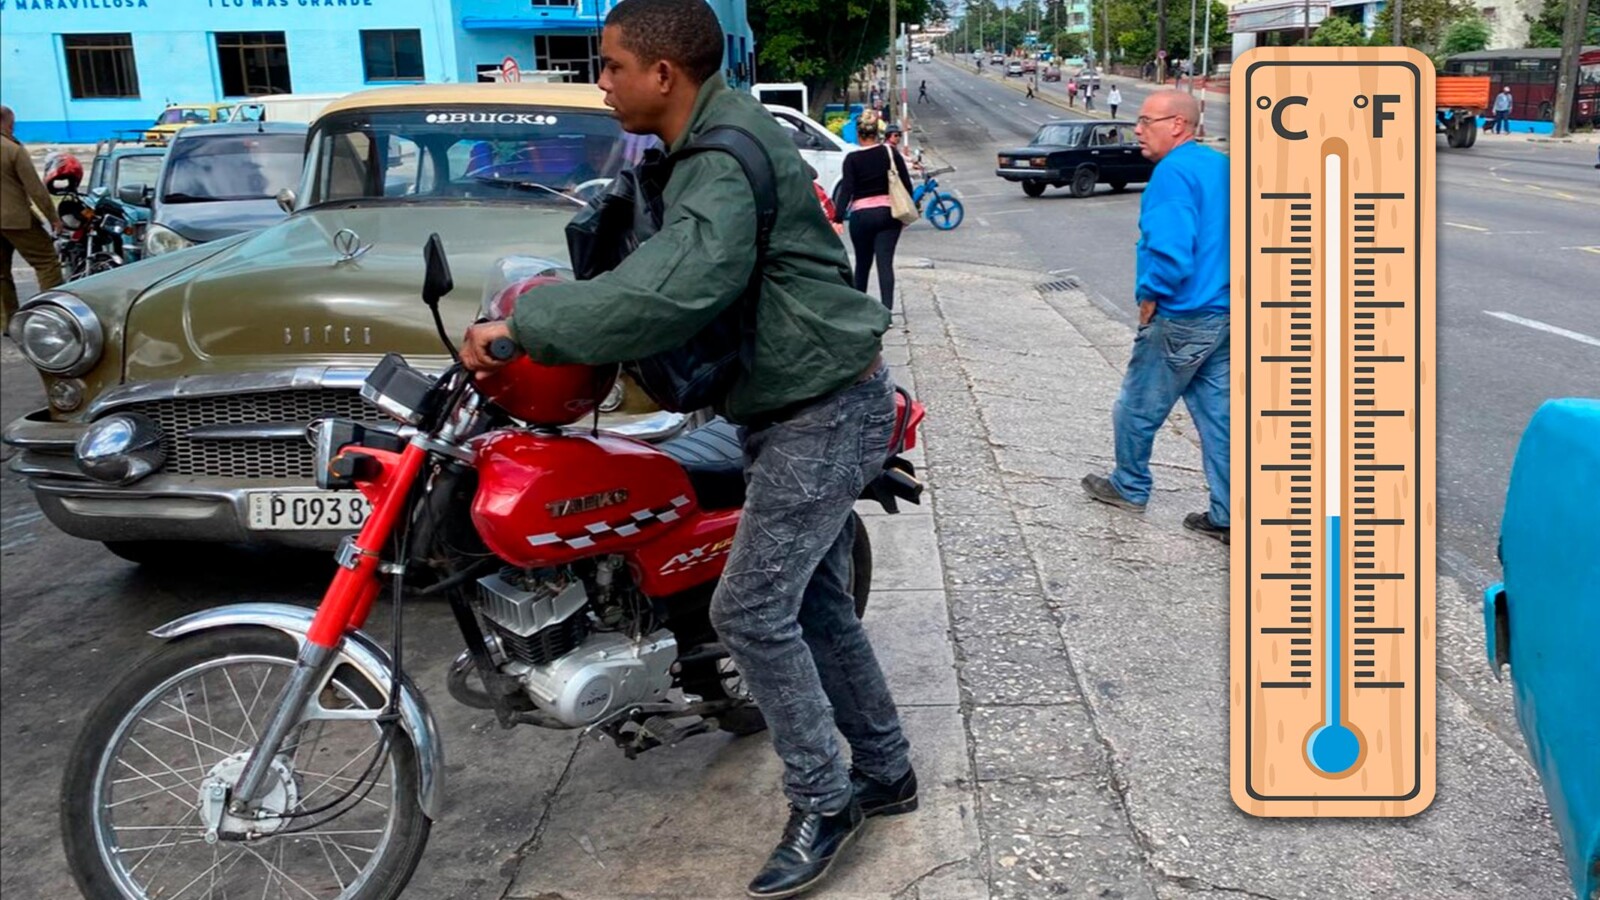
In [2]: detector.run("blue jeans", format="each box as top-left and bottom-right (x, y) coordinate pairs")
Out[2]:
(1110, 312), (1231, 526)
(709, 367), (912, 814)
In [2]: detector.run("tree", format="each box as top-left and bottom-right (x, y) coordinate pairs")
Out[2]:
(1526, 0), (1600, 48)
(1371, 0), (1476, 54)
(1310, 16), (1368, 47)
(748, 0), (934, 114)
(1438, 14), (1491, 56)
(1087, 0), (1228, 71)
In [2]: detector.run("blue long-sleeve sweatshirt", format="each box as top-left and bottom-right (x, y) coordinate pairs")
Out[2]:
(1134, 140), (1230, 316)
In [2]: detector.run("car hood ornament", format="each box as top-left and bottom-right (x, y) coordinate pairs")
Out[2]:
(332, 228), (372, 265)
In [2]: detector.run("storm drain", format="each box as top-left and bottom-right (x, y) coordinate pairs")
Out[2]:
(1036, 277), (1081, 292)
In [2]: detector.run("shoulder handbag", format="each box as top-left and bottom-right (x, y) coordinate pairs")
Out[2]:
(564, 125), (778, 413)
(885, 144), (919, 225)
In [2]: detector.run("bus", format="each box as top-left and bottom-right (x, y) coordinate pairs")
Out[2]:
(1443, 47), (1600, 128)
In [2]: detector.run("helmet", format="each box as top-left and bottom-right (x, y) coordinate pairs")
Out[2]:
(473, 257), (618, 427)
(43, 153), (84, 195)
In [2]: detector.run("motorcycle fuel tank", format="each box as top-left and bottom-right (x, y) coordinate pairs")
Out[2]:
(472, 430), (698, 569)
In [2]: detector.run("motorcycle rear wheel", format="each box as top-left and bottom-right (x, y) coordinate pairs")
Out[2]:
(61, 627), (431, 900)
(716, 514), (874, 736)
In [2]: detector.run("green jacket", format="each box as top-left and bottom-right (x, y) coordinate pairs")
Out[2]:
(508, 76), (890, 424)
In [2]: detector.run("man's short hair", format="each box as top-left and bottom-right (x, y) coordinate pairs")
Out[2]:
(606, 0), (725, 85)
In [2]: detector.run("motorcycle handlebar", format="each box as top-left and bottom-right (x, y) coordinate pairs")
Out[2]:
(488, 337), (519, 362)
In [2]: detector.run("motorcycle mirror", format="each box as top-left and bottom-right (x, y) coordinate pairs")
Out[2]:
(118, 183), (150, 208)
(275, 188), (296, 214)
(422, 234), (454, 308)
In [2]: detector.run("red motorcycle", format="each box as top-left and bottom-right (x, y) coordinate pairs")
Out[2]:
(60, 236), (925, 899)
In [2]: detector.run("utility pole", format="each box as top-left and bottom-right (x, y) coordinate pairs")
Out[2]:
(888, 0), (897, 122)
(1156, 0), (1167, 84)
(1102, 0), (1111, 75)
(1303, 0), (1311, 44)
(1187, 0), (1197, 94)
(1552, 0), (1585, 137)
(1002, 0), (1008, 57)
(1391, 0), (1401, 45)
(1201, 0), (1211, 77)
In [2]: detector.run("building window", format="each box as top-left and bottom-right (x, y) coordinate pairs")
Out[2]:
(216, 32), (291, 97)
(535, 34), (598, 83)
(361, 29), (424, 82)
(1481, 7), (1497, 23)
(63, 34), (140, 99)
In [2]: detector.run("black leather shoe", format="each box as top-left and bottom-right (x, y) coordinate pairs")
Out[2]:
(746, 801), (864, 899)
(1183, 512), (1231, 545)
(850, 766), (919, 818)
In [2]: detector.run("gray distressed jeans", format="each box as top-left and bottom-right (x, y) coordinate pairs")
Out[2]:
(710, 366), (913, 814)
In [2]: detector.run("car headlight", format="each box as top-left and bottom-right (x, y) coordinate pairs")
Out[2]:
(12, 292), (104, 377)
(144, 223), (194, 257)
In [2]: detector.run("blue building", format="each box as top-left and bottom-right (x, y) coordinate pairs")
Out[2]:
(0, 0), (755, 141)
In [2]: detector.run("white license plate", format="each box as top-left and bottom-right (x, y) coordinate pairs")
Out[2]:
(1012, 160), (1030, 167)
(246, 490), (372, 531)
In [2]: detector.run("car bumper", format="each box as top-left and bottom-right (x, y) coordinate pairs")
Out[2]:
(6, 405), (694, 549)
(995, 167), (1061, 182)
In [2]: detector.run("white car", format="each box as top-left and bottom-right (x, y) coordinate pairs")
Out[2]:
(1006, 61), (1024, 77)
(765, 104), (857, 201)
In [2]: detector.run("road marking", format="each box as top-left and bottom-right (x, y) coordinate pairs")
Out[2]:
(1485, 311), (1600, 348)
(0, 510), (44, 532)
(976, 217), (991, 227)
(1562, 246), (1600, 254)
(1048, 113), (1060, 119)
(1444, 222), (1487, 232)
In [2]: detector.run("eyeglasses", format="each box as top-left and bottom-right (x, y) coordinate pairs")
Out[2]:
(1135, 114), (1182, 128)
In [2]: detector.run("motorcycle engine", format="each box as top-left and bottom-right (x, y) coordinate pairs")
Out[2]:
(474, 566), (677, 727)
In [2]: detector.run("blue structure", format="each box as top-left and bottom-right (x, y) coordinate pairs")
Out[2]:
(0, 0), (755, 142)
(1485, 398), (1600, 900)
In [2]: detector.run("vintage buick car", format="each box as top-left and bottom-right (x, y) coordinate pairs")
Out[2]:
(995, 120), (1154, 198)
(4, 83), (676, 565)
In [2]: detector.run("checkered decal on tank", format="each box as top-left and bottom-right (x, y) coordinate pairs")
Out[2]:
(525, 495), (692, 549)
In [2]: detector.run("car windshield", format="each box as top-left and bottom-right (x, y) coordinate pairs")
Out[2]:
(302, 107), (660, 207)
(159, 107), (215, 125)
(115, 155), (164, 192)
(1032, 124), (1086, 146)
(161, 132), (306, 203)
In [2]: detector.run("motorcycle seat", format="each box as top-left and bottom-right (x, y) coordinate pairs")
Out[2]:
(658, 417), (746, 510)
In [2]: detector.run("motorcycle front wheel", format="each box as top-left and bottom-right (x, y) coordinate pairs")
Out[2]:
(61, 627), (431, 900)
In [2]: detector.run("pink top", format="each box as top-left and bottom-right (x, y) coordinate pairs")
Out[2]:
(850, 195), (892, 212)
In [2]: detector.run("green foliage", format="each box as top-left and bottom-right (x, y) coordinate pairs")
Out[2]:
(1081, 0), (1230, 68)
(1370, 0), (1475, 54)
(747, 0), (933, 112)
(1310, 15), (1368, 47)
(1525, 0), (1600, 48)
(1439, 14), (1491, 56)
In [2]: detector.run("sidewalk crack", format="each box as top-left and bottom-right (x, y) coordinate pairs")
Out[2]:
(890, 858), (977, 900)
(496, 738), (586, 899)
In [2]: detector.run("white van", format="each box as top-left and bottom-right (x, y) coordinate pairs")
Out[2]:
(228, 93), (347, 125)
(764, 104), (858, 201)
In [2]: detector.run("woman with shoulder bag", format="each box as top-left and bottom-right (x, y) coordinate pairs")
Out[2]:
(832, 110), (918, 311)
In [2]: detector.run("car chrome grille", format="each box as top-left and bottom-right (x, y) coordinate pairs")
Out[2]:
(120, 389), (380, 479)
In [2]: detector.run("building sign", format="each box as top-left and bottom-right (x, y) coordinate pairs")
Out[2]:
(501, 56), (521, 83)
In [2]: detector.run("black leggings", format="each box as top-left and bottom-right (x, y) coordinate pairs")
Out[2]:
(848, 206), (904, 311)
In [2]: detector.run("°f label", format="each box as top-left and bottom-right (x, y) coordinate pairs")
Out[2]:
(1229, 48), (1437, 817)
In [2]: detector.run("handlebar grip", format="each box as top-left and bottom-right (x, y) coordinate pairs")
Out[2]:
(488, 337), (519, 362)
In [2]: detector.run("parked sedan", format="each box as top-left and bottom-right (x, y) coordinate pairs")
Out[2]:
(3, 83), (676, 565)
(140, 122), (308, 257)
(995, 121), (1154, 198)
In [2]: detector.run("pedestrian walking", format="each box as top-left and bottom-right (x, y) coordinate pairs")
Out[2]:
(460, 2), (916, 896)
(1026, 81), (1036, 99)
(1492, 86), (1513, 134)
(1108, 85), (1123, 118)
(1084, 81), (1096, 111)
(833, 108), (916, 312)
(1082, 90), (1231, 544)
(917, 80), (929, 104)
(1067, 78), (1079, 107)
(0, 103), (64, 338)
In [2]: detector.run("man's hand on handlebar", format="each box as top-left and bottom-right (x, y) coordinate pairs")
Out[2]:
(460, 321), (521, 375)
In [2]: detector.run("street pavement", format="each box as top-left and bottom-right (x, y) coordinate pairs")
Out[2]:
(1, 93), (1592, 898)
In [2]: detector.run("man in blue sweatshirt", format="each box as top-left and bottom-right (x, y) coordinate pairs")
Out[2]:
(1082, 90), (1231, 544)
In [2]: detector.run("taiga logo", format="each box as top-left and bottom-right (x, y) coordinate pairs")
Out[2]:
(423, 112), (559, 126)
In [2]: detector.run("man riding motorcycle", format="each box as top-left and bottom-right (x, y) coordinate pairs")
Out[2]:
(461, 1), (919, 897)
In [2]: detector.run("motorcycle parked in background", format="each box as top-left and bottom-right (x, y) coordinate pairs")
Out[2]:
(43, 153), (130, 281)
(59, 238), (927, 899)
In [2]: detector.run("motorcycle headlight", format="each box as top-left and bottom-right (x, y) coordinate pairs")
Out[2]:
(12, 292), (103, 377)
(144, 223), (194, 257)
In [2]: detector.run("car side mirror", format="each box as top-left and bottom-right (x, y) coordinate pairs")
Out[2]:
(422, 233), (454, 308)
(276, 188), (296, 214)
(119, 183), (152, 207)
(789, 130), (820, 152)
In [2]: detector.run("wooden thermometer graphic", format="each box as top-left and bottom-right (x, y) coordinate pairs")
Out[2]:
(1230, 48), (1437, 817)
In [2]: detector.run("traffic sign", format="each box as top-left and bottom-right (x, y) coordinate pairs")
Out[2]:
(500, 56), (521, 83)
(1157, 49), (1168, 59)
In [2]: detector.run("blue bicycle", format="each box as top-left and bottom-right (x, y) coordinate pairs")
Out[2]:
(912, 165), (964, 231)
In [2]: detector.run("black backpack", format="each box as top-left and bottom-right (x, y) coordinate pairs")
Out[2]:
(565, 125), (778, 413)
